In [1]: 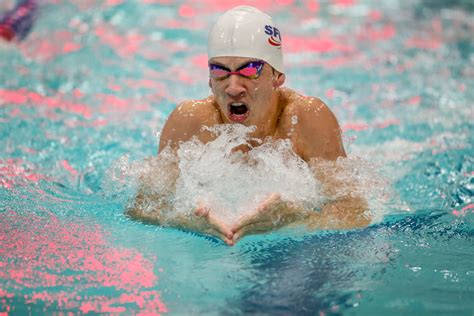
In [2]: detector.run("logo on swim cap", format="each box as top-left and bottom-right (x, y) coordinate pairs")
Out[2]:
(264, 25), (281, 48)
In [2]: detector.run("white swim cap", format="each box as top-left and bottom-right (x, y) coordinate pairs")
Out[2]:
(207, 6), (284, 73)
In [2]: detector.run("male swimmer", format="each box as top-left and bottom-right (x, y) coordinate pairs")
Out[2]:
(127, 6), (369, 245)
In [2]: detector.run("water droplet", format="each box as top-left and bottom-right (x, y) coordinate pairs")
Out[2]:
(291, 115), (298, 125)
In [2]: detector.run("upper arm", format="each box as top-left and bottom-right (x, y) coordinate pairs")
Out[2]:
(295, 98), (346, 161)
(158, 100), (221, 152)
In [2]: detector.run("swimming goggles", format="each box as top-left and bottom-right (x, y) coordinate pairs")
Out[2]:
(209, 60), (265, 80)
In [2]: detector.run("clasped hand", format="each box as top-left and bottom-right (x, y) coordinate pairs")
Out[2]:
(194, 193), (298, 246)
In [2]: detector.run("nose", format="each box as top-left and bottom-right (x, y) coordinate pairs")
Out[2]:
(224, 75), (246, 98)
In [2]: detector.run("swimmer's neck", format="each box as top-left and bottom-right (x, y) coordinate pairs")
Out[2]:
(257, 88), (283, 138)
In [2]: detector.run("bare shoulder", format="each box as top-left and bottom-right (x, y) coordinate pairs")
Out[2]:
(159, 96), (222, 152)
(279, 88), (336, 124)
(278, 88), (346, 161)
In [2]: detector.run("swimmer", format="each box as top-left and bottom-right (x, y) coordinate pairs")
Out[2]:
(0, 0), (38, 42)
(127, 6), (369, 245)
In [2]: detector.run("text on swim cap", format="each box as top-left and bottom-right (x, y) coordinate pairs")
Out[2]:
(264, 25), (281, 48)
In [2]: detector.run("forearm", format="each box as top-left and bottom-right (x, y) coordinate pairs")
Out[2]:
(306, 158), (371, 229)
(305, 196), (370, 230)
(126, 189), (230, 241)
(126, 151), (183, 225)
(232, 196), (310, 237)
(126, 190), (173, 225)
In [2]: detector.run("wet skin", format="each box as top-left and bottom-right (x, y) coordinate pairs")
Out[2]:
(128, 56), (369, 245)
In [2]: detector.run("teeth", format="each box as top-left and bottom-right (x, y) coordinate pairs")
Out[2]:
(231, 102), (245, 106)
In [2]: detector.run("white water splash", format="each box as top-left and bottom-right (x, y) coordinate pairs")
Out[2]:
(105, 124), (396, 226)
(172, 124), (323, 225)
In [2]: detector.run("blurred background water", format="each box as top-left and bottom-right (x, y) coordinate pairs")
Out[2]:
(0, 0), (472, 315)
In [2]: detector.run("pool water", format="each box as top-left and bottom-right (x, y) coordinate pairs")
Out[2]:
(1, 0), (473, 315)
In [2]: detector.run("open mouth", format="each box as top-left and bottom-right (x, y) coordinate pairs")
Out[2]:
(228, 102), (250, 122)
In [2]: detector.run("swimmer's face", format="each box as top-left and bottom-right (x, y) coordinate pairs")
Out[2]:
(208, 56), (285, 126)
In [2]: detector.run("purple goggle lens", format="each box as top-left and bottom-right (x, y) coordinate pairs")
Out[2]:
(209, 61), (265, 80)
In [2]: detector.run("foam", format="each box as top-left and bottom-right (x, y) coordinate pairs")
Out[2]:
(172, 124), (323, 225)
(107, 124), (395, 227)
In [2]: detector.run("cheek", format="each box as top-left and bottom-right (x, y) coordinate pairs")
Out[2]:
(252, 84), (273, 101)
(211, 83), (228, 109)
(214, 89), (226, 103)
(252, 85), (275, 116)
(210, 81), (223, 97)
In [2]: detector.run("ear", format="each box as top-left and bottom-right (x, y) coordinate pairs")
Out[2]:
(273, 73), (285, 88)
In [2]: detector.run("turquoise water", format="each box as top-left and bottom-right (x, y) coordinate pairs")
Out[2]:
(0, 0), (473, 315)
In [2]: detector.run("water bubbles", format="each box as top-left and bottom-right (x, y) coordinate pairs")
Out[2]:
(437, 269), (460, 283)
(102, 148), (178, 207)
(111, 125), (394, 227)
(171, 124), (323, 225)
(409, 266), (422, 272)
(310, 156), (397, 221)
